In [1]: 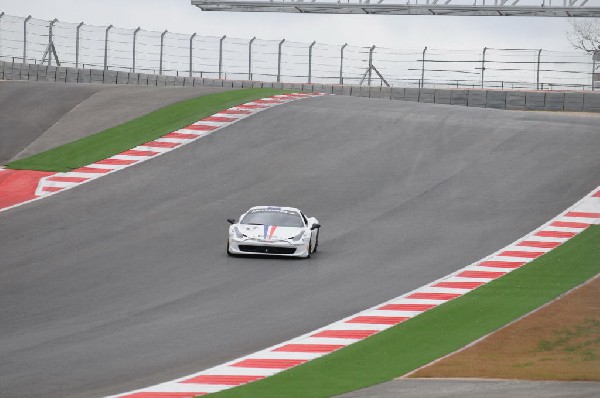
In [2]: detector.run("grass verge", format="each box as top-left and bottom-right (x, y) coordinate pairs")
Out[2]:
(209, 225), (600, 398)
(6, 88), (290, 172)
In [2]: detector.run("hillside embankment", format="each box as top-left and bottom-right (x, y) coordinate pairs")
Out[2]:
(0, 80), (230, 164)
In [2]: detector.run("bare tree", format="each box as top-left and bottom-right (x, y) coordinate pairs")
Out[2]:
(567, 19), (600, 53)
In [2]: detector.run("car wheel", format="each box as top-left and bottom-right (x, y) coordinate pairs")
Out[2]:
(304, 237), (312, 259)
(227, 241), (234, 256)
(313, 230), (319, 253)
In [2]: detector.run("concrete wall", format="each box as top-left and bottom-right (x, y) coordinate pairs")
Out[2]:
(2, 60), (599, 112)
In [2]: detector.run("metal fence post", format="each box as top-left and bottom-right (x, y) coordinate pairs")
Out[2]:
(481, 47), (487, 88)
(421, 46), (428, 88)
(219, 35), (226, 79)
(159, 30), (167, 75)
(76, 22), (84, 68)
(536, 49), (542, 90)
(277, 39), (285, 83)
(104, 25), (112, 70)
(368, 45), (375, 86)
(0, 13), (5, 59)
(23, 15), (32, 63)
(132, 27), (140, 73)
(308, 41), (316, 83)
(48, 19), (58, 66)
(248, 37), (255, 80)
(592, 50), (599, 91)
(189, 32), (196, 77)
(339, 43), (347, 85)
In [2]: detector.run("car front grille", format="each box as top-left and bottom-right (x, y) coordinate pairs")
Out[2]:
(238, 245), (297, 255)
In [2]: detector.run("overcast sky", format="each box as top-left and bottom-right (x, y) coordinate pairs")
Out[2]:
(1, 0), (580, 52)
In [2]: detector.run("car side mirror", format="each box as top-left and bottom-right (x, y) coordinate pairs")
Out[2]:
(227, 218), (236, 224)
(311, 223), (321, 230)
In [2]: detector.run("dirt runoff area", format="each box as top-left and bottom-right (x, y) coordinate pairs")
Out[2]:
(409, 274), (600, 381)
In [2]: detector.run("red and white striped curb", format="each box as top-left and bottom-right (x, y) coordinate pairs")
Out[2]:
(109, 187), (600, 398)
(0, 93), (325, 213)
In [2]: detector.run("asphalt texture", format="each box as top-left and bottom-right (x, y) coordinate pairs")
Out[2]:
(0, 81), (229, 164)
(1, 93), (600, 398)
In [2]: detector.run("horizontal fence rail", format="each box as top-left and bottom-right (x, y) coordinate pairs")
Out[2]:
(0, 13), (598, 90)
(191, 0), (600, 18)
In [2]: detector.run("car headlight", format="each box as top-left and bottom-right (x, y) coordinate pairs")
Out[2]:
(291, 230), (310, 242)
(233, 227), (246, 240)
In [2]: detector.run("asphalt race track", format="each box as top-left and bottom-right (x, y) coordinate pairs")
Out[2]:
(1, 92), (600, 398)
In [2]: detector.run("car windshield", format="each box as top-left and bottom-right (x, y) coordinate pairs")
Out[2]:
(241, 210), (304, 228)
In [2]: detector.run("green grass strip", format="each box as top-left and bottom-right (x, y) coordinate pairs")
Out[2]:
(6, 88), (290, 172)
(210, 225), (600, 398)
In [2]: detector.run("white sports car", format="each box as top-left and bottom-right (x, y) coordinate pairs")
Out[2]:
(227, 206), (320, 258)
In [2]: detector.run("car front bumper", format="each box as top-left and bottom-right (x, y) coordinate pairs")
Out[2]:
(228, 237), (310, 258)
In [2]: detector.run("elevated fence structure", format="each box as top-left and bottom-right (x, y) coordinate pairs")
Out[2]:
(0, 13), (598, 90)
(191, 0), (600, 17)
(3, 59), (600, 112)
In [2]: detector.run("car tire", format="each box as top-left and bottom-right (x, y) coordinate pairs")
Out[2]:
(313, 229), (319, 253)
(227, 241), (234, 257)
(304, 237), (312, 259)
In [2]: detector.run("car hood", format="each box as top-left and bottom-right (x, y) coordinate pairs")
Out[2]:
(236, 224), (305, 241)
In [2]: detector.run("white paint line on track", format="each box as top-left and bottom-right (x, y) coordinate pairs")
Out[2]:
(323, 322), (391, 331)
(109, 186), (600, 398)
(86, 163), (130, 170)
(524, 236), (569, 242)
(134, 145), (173, 153)
(144, 383), (229, 394)
(360, 309), (421, 317)
(190, 121), (227, 127)
(212, 114), (246, 120)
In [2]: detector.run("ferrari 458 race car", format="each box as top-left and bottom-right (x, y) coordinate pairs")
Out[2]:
(227, 206), (320, 258)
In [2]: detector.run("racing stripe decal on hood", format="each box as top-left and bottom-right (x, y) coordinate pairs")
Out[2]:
(268, 226), (278, 240)
(262, 225), (278, 239)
